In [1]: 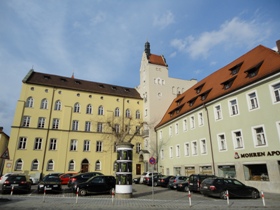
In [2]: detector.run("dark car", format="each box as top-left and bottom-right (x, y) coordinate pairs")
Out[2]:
(200, 177), (260, 199)
(77, 175), (116, 196)
(133, 177), (140, 184)
(176, 179), (190, 192)
(168, 176), (188, 189)
(68, 172), (103, 191)
(146, 174), (165, 186)
(157, 175), (175, 187)
(37, 175), (62, 193)
(188, 174), (216, 192)
(2, 174), (32, 194)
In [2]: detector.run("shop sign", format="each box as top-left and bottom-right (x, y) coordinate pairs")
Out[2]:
(234, 150), (280, 159)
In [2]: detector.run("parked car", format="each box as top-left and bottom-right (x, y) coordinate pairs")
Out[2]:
(139, 171), (160, 184)
(200, 177), (260, 199)
(0, 173), (14, 184)
(59, 173), (78, 185)
(37, 175), (62, 193)
(188, 174), (216, 192)
(146, 174), (165, 186)
(168, 175), (188, 189)
(157, 175), (175, 187)
(77, 175), (116, 196)
(133, 177), (140, 184)
(29, 176), (39, 185)
(2, 174), (32, 194)
(176, 180), (190, 192)
(68, 172), (104, 191)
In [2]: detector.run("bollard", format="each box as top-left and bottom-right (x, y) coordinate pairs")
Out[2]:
(43, 186), (46, 202)
(111, 188), (115, 205)
(75, 187), (79, 204)
(188, 190), (192, 207)
(226, 190), (229, 206)
(10, 186), (14, 196)
(261, 191), (266, 207)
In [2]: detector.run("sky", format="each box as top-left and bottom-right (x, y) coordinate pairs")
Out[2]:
(0, 0), (279, 136)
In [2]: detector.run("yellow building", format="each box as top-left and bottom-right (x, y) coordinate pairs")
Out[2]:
(3, 70), (144, 178)
(0, 127), (9, 175)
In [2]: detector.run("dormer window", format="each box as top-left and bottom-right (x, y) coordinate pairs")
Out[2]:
(200, 89), (211, 101)
(188, 97), (197, 107)
(44, 75), (50, 80)
(124, 88), (130, 92)
(60, 78), (67, 82)
(112, 86), (117, 90)
(245, 61), (263, 78)
(194, 83), (205, 94)
(221, 76), (237, 90)
(175, 97), (184, 106)
(75, 80), (81, 84)
(229, 62), (243, 75)
(99, 84), (105, 88)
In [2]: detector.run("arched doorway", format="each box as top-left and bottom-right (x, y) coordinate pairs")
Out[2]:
(81, 159), (89, 172)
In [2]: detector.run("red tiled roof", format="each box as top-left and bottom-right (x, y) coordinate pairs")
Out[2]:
(156, 45), (280, 129)
(23, 71), (142, 99)
(148, 54), (167, 66)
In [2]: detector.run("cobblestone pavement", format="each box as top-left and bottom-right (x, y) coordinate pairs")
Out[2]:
(0, 184), (279, 210)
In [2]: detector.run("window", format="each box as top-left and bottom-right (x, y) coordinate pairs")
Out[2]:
(169, 125), (172, 136)
(184, 143), (190, 156)
(68, 160), (75, 171)
(183, 119), (187, 131)
(125, 125), (130, 134)
(218, 134), (227, 151)
(159, 130), (162, 140)
(175, 123), (179, 134)
(229, 99), (239, 116)
(248, 92), (259, 110)
(37, 117), (45, 128)
(198, 112), (204, 126)
(49, 138), (57, 150)
(115, 107), (120, 117)
(40, 98), (48, 109)
(136, 110), (140, 119)
(169, 146), (173, 158)
(160, 149), (164, 159)
(31, 159), (39, 171)
(98, 106), (104, 115)
(85, 121), (91, 132)
(176, 145), (180, 157)
(15, 159), (23, 171)
(18, 137), (27, 149)
(74, 102), (80, 113)
(136, 143), (141, 153)
(22, 116), (30, 127)
(97, 122), (103, 132)
(26, 97), (34, 108)
(114, 124), (120, 133)
(96, 141), (102, 152)
(125, 109), (131, 118)
(200, 139), (207, 154)
(272, 82), (280, 103)
(192, 141), (198, 155)
(54, 100), (61, 110)
(34, 138), (42, 150)
(72, 120), (79, 131)
(243, 164), (269, 181)
(47, 160), (54, 171)
(214, 105), (222, 120)
(253, 126), (267, 146)
(84, 140), (90, 151)
(52, 118), (59, 129)
(70, 139), (77, 151)
(86, 104), (92, 114)
(95, 160), (101, 171)
(190, 116), (195, 129)
(232, 130), (243, 149)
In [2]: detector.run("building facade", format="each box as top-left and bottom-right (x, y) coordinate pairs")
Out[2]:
(3, 70), (144, 178)
(136, 42), (197, 172)
(0, 127), (9, 175)
(155, 43), (280, 193)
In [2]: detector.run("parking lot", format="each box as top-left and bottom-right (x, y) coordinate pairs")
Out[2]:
(0, 183), (280, 210)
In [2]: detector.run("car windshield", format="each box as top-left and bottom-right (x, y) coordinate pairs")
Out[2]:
(43, 176), (60, 182)
(8, 176), (25, 182)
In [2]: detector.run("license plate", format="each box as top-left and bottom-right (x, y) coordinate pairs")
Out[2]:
(11, 184), (19, 186)
(203, 186), (208, 189)
(46, 188), (52, 190)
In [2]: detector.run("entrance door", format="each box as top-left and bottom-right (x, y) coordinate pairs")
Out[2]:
(81, 159), (89, 172)
(136, 164), (141, 175)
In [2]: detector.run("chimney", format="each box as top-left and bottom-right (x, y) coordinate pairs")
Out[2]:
(144, 41), (151, 59)
(0, 127), (3, 132)
(276, 40), (280, 53)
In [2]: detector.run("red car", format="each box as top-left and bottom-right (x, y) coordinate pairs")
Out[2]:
(59, 173), (77, 185)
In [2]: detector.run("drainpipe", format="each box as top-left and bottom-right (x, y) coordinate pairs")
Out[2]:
(203, 103), (216, 175)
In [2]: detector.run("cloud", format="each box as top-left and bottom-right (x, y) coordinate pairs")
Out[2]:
(90, 11), (107, 25)
(153, 11), (174, 29)
(170, 17), (271, 59)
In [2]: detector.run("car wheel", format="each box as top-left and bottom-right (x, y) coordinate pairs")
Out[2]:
(79, 189), (87, 196)
(184, 186), (189, 192)
(251, 190), (259, 199)
(220, 190), (228, 199)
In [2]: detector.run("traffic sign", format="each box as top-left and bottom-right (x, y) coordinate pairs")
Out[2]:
(149, 157), (156, 165)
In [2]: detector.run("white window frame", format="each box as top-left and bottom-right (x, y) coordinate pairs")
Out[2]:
(49, 138), (57, 150)
(84, 140), (90, 151)
(47, 160), (54, 171)
(229, 98), (239, 116)
(198, 112), (204, 126)
(169, 146), (173, 158)
(22, 116), (31, 127)
(26, 97), (34, 108)
(86, 104), (92, 114)
(34, 138), (42, 150)
(247, 91), (259, 111)
(232, 130), (244, 149)
(31, 159), (39, 171)
(183, 118), (188, 131)
(54, 100), (61, 110)
(96, 141), (103, 152)
(190, 116), (195, 129)
(72, 120), (79, 131)
(200, 139), (207, 155)
(176, 144), (180, 157)
(160, 149), (164, 159)
(270, 81), (280, 104)
(252, 125), (267, 147)
(15, 159), (23, 171)
(38, 117), (45, 128)
(70, 139), (78, 151)
(68, 160), (75, 171)
(41, 98), (48, 109)
(18, 137), (27, 149)
(52, 118), (59, 129)
(217, 133), (227, 151)
(74, 102), (80, 113)
(169, 125), (172, 137)
(214, 104), (223, 120)
(85, 121), (91, 132)
(98, 105), (104, 115)
(175, 123), (179, 135)
(184, 142), (190, 156)
(191, 140), (198, 156)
